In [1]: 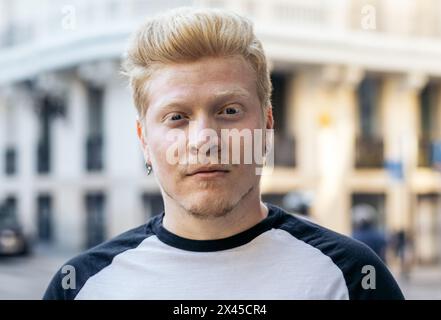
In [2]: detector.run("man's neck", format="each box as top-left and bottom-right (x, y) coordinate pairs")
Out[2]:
(161, 189), (268, 240)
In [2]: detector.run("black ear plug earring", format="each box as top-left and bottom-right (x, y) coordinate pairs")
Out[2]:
(145, 163), (152, 175)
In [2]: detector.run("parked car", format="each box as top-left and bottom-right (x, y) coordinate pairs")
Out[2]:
(0, 203), (29, 256)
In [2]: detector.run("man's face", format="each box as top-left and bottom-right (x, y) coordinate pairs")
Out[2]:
(137, 56), (273, 219)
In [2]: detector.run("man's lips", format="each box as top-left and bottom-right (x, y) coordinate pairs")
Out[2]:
(189, 170), (229, 178)
(186, 166), (230, 176)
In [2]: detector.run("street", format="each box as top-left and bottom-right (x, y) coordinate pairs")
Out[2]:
(0, 246), (75, 300)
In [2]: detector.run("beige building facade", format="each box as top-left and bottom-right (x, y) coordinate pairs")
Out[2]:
(0, 0), (440, 264)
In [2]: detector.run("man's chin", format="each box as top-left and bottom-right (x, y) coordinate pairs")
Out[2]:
(181, 193), (236, 220)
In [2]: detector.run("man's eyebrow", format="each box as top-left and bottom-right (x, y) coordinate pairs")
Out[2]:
(157, 89), (251, 110)
(157, 101), (188, 110)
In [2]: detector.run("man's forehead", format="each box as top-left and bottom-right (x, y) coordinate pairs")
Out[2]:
(160, 55), (251, 72)
(144, 56), (259, 110)
(149, 56), (256, 86)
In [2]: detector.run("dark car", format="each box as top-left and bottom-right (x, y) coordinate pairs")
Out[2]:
(0, 202), (29, 256)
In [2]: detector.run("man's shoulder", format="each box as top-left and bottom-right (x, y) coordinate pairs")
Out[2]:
(69, 223), (152, 268)
(276, 209), (376, 263)
(43, 222), (155, 300)
(269, 204), (405, 300)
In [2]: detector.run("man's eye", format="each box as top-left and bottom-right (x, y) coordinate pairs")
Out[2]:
(220, 106), (241, 115)
(169, 114), (184, 121)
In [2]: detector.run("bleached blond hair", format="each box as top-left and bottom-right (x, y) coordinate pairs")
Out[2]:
(122, 7), (272, 120)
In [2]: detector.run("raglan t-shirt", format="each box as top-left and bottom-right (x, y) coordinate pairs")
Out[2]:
(43, 203), (404, 300)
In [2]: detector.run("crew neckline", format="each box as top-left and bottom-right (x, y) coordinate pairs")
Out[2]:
(150, 203), (284, 252)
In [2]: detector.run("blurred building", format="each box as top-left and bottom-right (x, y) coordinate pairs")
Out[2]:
(0, 0), (441, 265)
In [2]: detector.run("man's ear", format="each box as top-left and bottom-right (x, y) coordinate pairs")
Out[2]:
(136, 119), (151, 164)
(262, 106), (274, 158)
(265, 105), (274, 130)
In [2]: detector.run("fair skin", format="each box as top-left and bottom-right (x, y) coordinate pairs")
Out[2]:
(136, 55), (273, 240)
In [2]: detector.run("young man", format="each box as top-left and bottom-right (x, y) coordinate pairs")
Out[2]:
(44, 7), (404, 300)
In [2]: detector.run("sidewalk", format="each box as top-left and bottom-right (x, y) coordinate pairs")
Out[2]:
(395, 265), (441, 299)
(0, 245), (77, 300)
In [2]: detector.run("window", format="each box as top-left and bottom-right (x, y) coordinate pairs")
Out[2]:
(142, 193), (164, 219)
(37, 194), (53, 242)
(0, 196), (18, 228)
(355, 77), (384, 168)
(86, 86), (104, 172)
(4, 99), (18, 176)
(5, 147), (17, 175)
(85, 192), (106, 248)
(36, 96), (53, 174)
(271, 73), (296, 167)
(358, 77), (381, 137)
(418, 83), (438, 167)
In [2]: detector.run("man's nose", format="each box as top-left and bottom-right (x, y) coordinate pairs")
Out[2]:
(187, 117), (219, 155)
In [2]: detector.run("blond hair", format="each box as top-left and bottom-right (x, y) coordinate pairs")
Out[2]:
(122, 7), (272, 119)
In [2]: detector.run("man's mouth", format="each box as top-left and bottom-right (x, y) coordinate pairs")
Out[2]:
(186, 166), (230, 178)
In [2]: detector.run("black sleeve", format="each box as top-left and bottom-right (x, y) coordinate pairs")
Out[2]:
(43, 266), (73, 300)
(342, 238), (405, 300)
(42, 253), (108, 300)
(279, 213), (405, 300)
(42, 224), (152, 300)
